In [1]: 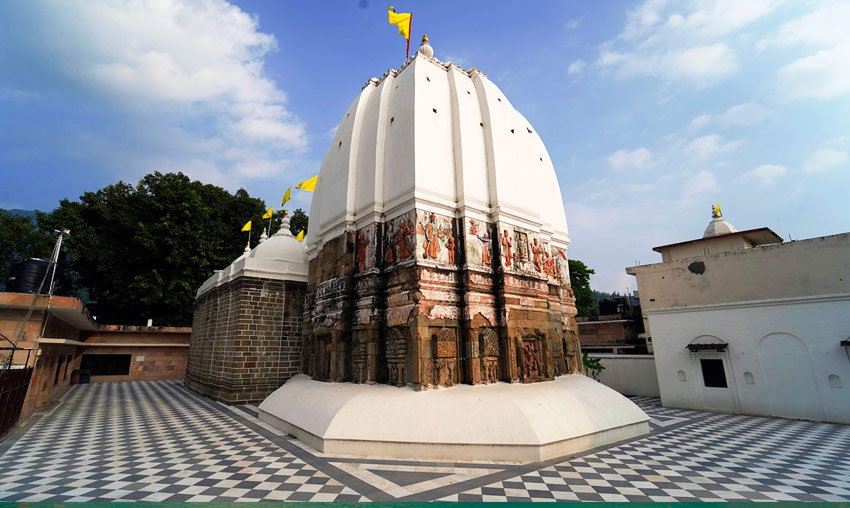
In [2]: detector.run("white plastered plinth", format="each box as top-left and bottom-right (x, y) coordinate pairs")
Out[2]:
(258, 374), (650, 463)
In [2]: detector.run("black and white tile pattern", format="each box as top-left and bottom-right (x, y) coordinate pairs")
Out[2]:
(0, 380), (848, 502)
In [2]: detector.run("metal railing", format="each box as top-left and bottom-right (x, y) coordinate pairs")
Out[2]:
(0, 333), (36, 438)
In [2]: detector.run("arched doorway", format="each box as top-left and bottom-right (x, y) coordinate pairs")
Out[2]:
(759, 333), (825, 421)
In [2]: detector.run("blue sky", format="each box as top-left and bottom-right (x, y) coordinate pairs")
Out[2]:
(1, 0), (848, 292)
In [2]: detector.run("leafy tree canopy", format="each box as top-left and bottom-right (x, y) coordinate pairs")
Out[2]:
(35, 172), (268, 326)
(0, 210), (54, 291)
(568, 259), (596, 317)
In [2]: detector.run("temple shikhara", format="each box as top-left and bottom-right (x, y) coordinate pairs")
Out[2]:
(188, 36), (648, 462)
(301, 34), (580, 389)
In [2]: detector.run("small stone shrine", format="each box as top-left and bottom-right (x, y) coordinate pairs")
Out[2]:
(258, 37), (649, 462)
(186, 214), (308, 403)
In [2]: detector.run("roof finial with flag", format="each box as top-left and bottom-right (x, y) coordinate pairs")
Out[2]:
(388, 5), (412, 59)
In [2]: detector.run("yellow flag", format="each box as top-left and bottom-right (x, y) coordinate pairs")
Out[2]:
(296, 230), (305, 242)
(262, 206), (273, 219)
(241, 220), (252, 232)
(281, 187), (291, 207)
(296, 175), (318, 192)
(388, 6), (411, 40)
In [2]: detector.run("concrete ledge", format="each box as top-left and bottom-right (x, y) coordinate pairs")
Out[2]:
(258, 374), (650, 463)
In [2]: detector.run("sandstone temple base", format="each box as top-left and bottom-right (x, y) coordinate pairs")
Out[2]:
(258, 374), (650, 463)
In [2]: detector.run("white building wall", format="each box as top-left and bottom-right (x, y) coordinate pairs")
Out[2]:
(649, 294), (850, 424)
(589, 354), (660, 398)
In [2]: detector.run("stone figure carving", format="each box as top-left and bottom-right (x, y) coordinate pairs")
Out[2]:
(532, 238), (543, 273)
(500, 229), (512, 268)
(421, 213), (441, 260)
(447, 236), (455, 264)
(564, 331), (581, 374)
(434, 359), (456, 387)
(385, 222), (395, 264)
(388, 362), (406, 386)
(523, 340), (541, 377)
(515, 231), (529, 267)
(397, 220), (414, 260)
(356, 230), (369, 272)
(468, 220), (492, 266)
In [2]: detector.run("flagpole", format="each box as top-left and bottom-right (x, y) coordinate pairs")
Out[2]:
(406, 14), (412, 59)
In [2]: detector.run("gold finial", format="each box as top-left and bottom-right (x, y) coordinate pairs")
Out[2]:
(421, 34), (429, 44)
(283, 209), (289, 217)
(711, 202), (722, 219)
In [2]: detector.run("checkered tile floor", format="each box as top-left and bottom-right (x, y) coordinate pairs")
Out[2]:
(1, 381), (848, 502)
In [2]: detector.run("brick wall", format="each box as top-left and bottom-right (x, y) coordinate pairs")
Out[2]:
(186, 276), (306, 404)
(18, 344), (79, 423)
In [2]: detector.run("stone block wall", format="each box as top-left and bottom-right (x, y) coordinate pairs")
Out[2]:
(303, 210), (582, 391)
(186, 276), (306, 404)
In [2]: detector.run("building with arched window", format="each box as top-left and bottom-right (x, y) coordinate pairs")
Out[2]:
(626, 206), (850, 424)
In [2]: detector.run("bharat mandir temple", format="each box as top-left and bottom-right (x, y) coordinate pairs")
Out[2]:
(186, 36), (648, 463)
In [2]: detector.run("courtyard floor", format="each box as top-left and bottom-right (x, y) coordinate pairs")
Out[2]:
(0, 381), (848, 502)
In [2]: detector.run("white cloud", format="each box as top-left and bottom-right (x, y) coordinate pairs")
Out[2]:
(606, 147), (652, 170)
(687, 102), (771, 131)
(565, 17), (582, 30)
(0, 0), (306, 188)
(683, 170), (718, 196)
(767, 3), (850, 99)
(685, 134), (742, 159)
(598, 44), (738, 87)
(801, 149), (848, 173)
(596, 0), (781, 87)
(568, 60), (586, 75)
(742, 164), (786, 186)
(770, 3), (850, 47)
(778, 46), (850, 100)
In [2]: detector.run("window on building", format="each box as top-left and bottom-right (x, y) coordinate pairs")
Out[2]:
(80, 354), (132, 376)
(63, 355), (72, 379)
(700, 359), (728, 388)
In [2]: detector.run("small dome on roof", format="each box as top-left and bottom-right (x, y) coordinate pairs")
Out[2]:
(196, 215), (308, 298)
(703, 203), (738, 238)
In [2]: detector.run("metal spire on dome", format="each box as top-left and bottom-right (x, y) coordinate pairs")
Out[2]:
(259, 228), (268, 243)
(711, 202), (722, 218)
(273, 210), (294, 238)
(418, 33), (434, 58)
(704, 202), (737, 238)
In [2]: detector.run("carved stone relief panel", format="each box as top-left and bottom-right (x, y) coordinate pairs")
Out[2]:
(465, 218), (493, 268)
(434, 359), (456, 387)
(434, 327), (457, 358)
(416, 210), (455, 266)
(385, 327), (408, 387)
(355, 223), (377, 273)
(383, 211), (415, 267)
(479, 328), (499, 357)
(386, 328), (408, 360)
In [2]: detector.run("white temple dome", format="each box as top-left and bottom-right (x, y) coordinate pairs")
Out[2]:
(306, 38), (569, 257)
(196, 216), (308, 297)
(703, 204), (738, 238)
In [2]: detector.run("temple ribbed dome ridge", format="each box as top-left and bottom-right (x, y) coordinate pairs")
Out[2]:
(307, 41), (569, 259)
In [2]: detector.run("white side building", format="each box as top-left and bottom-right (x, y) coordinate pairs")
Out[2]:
(627, 208), (850, 424)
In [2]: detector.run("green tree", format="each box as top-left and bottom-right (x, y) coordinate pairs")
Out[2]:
(37, 172), (266, 326)
(0, 210), (53, 291)
(568, 259), (596, 317)
(289, 208), (309, 236)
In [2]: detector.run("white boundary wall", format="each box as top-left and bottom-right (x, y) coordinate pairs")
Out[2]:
(648, 294), (850, 424)
(589, 354), (660, 398)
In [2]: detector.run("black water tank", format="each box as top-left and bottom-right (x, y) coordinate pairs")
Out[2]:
(5, 258), (51, 294)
